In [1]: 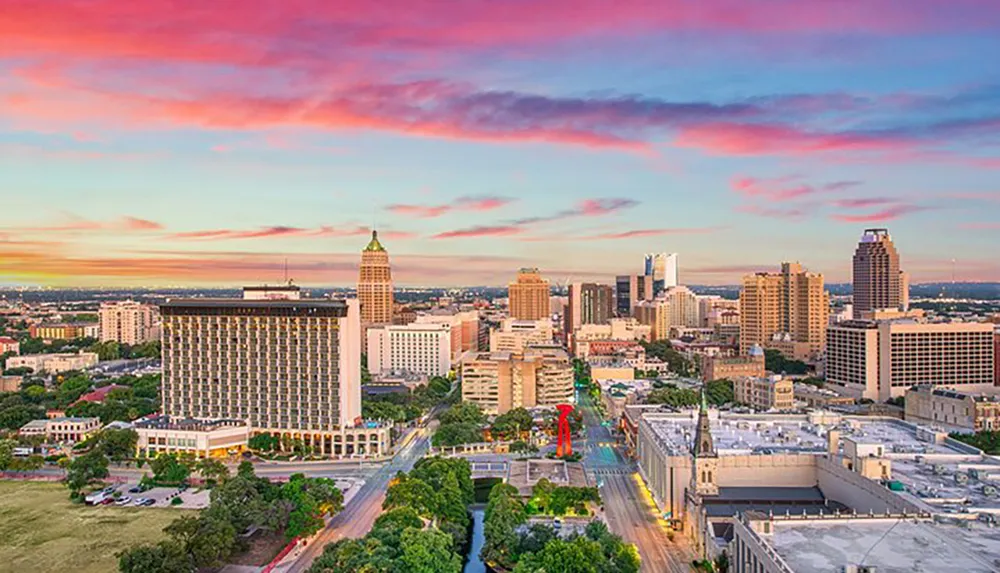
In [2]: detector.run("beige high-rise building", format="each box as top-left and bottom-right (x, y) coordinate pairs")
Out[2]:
(460, 346), (574, 414)
(508, 268), (551, 321)
(739, 262), (829, 360)
(852, 228), (903, 319)
(633, 286), (700, 341)
(489, 318), (553, 353)
(99, 300), (160, 345)
(565, 282), (614, 335)
(159, 291), (389, 457)
(358, 230), (393, 325)
(826, 319), (996, 401)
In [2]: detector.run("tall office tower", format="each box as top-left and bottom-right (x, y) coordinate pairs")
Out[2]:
(565, 282), (614, 336)
(159, 293), (385, 457)
(508, 268), (551, 320)
(852, 228), (902, 319)
(99, 300), (160, 345)
(634, 286), (701, 340)
(739, 262), (829, 360)
(644, 253), (679, 294)
(358, 230), (394, 325)
(366, 322), (452, 377)
(615, 274), (654, 317)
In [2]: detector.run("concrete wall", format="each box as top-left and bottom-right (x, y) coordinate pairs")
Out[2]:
(816, 455), (923, 514)
(717, 454), (818, 487)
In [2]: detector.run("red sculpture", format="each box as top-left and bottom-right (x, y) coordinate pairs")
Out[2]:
(555, 404), (574, 457)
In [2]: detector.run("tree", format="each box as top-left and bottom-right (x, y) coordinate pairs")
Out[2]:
(432, 422), (483, 447)
(513, 536), (605, 573)
(164, 514), (238, 568)
(438, 402), (485, 426)
(150, 453), (191, 485)
(491, 408), (534, 440)
(248, 432), (279, 452)
(644, 387), (699, 408)
(196, 458), (230, 485)
(763, 349), (808, 375)
(705, 379), (734, 406)
(383, 475), (438, 518)
(94, 428), (139, 462)
(411, 457), (474, 504)
(87, 340), (122, 361)
(0, 404), (45, 430)
(531, 478), (556, 514)
(207, 473), (272, 533)
(9, 454), (44, 472)
(399, 528), (462, 573)
(117, 540), (194, 573)
(482, 483), (527, 569)
(65, 450), (109, 493)
(0, 439), (15, 470)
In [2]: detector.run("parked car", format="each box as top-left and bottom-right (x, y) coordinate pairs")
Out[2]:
(553, 518), (562, 530)
(115, 496), (132, 506)
(128, 486), (141, 494)
(102, 486), (117, 494)
(140, 499), (155, 506)
(84, 492), (109, 505)
(99, 497), (115, 505)
(133, 498), (149, 506)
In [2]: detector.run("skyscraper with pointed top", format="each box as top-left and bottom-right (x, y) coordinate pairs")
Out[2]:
(358, 230), (393, 325)
(692, 388), (719, 496)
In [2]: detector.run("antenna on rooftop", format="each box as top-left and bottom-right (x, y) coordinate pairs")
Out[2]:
(951, 258), (956, 284)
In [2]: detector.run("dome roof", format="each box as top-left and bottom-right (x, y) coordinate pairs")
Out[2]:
(748, 344), (765, 357)
(364, 230), (386, 252)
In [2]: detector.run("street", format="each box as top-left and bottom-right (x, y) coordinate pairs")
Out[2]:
(276, 423), (434, 573)
(578, 392), (695, 573)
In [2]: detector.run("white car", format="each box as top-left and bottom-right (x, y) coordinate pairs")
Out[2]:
(115, 496), (132, 506)
(133, 498), (149, 506)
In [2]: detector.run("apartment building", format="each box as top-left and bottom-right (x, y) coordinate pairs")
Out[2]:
(6, 352), (99, 374)
(99, 300), (160, 344)
(30, 323), (99, 341)
(633, 286), (701, 341)
(904, 385), (1000, 431)
(508, 268), (551, 320)
(734, 375), (795, 411)
(739, 262), (829, 360)
(489, 318), (553, 353)
(0, 336), (19, 355)
(460, 346), (574, 414)
(366, 322), (452, 377)
(826, 319), (996, 401)
(564, 282), (614, 336)
(160, 293), (389, 457)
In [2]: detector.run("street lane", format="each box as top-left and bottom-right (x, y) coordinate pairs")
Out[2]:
(578, 392), (694, 573)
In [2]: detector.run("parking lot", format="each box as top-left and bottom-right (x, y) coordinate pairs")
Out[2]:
(92, 483), (211, 510)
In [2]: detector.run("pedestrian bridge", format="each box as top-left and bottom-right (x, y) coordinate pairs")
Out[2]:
(470, 461), (508, 479)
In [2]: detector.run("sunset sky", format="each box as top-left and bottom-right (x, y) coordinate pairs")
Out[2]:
(2, 1), (999, 287)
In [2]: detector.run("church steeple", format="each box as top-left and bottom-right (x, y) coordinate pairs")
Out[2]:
(693, 388), (716, 458)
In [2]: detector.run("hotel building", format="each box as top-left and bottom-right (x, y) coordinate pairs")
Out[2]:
(366, 322), (452, 377)
(99, 300), (160, 344)
(160, 291), (390, 457)
(414, 310), (481, 360)
(508, 268), (551, 321)
(826, 319), (996, 401)
(460, 346), (574, 414)
(489, 318), (553, 353)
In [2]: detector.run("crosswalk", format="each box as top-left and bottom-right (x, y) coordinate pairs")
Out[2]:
(590, 467), (634, 476)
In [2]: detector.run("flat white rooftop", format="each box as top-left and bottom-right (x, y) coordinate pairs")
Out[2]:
(771, 518), (1000, 573)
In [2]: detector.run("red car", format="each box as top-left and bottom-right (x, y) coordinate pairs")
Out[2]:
(100, 497), (115, 505)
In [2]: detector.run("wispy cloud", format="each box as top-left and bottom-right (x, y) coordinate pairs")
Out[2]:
(386, 195), (513, 218)
(168, 225), (376, 241)
(434, 197), (638, 239)
(7, 215), (163, 234)
(830, 204), (926, 223)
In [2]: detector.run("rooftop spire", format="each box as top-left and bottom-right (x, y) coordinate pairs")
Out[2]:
(693, 387), (716, 458)
(364, 229), (386, 252)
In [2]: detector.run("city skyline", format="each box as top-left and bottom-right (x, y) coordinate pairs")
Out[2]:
(3, 2), (1000, 287)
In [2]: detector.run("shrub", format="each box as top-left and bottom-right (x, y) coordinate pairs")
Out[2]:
(170, 496), (183, 506)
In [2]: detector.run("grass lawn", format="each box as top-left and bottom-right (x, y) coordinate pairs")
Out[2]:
(0, 481), (195, 573)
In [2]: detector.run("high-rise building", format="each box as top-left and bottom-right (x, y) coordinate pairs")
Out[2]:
(633, 286), (701, 341)
(414, 310), (481, 360)
(358, 230), (393, 325)
(366, 322), (452, 377)
(160, 291), (389, 457)
(508, 268), (551, 321)
(615, 274), (654, 317)
(565, 282), (614, 336)
(826, 319), (996, 401)
(739, 262), (829, 360)
(852, 228), (903, 319)
(644, 252), (679, 292)
(99, 300), (160, 345)
(460, 346), (574, 414)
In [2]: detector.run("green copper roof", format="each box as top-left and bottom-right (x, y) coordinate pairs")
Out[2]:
(700, 387), (709, 413)
(364, 230), (386, 252)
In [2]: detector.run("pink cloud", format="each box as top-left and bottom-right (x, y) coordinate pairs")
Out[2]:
(7, 215), (163, 233)
(736, 204), (808, 220)
(386, 195), (512, 218)
(168, 225), (375, 241)
(431, 225), (523, 239)
(830, 204), (925, 223)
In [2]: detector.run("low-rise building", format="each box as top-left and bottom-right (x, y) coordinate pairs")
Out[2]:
(0, 336), (20, 355)
(792, 384), (855, 409)
(6, 352), (99, 374)
(75, 384), (129, 405)
(0, 375), (22, 392)
(701, 346), (765, 382)
(733, 375), (795, 411)
(135, 416), (251, 459)
(904, 384), (1000, 431)
(29, 323), (97, 341)
(19, 416), (101, 443)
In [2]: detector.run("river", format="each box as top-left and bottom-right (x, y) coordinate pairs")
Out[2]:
(464, 506), (486, 573)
